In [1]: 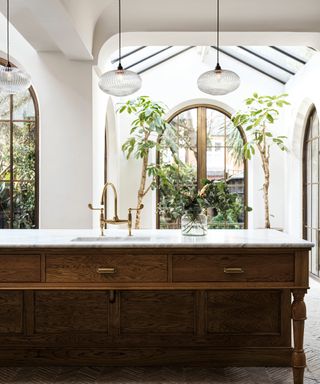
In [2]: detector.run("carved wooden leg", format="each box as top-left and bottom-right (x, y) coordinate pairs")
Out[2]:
(291, 289), (307, 384)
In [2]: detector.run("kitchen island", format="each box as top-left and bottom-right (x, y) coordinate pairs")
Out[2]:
(0, 229), (312, 384)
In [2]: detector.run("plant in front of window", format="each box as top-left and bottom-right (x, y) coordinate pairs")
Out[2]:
(120, 96), (179, 229)
(201, 179), (245, 229)
(232, 93), (289, 228)
(157, 162), (196, 228)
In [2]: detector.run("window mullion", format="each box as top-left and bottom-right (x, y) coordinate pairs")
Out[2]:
(9, 94), (14, 229)
(197, 107), (206, 187)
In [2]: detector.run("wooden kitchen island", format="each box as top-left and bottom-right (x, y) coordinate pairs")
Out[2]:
(0, 229), (313, 384)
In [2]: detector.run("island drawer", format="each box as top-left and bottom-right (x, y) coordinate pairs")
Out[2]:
(0, 254), (41, 282)
(172, 253), (295, 282)
(46, 252), (168, 283)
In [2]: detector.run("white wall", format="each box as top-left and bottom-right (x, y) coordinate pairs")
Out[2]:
(0, 15), (93, 229)
(284, 53), (320, 236)
(100, 47), (285, 229)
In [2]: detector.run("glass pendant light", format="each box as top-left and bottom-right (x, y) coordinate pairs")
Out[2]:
(99, 0), (142, 96)
(0, 0), (31, 94)
(197, 0), (240, 95)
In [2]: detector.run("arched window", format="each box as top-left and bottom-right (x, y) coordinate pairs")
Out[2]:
(157, 104), (247, 229)
(303, 107), (319, 277)
(0, 60), (39, 228)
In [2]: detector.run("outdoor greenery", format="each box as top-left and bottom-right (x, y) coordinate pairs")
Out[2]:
(0, 92), (36, 229)
(120, 96), (247, 230)
(120, 96), (180, 228)
(232, 93), (289, 228)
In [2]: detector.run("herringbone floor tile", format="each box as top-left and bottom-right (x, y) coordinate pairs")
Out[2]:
(0, 279), (319, 384)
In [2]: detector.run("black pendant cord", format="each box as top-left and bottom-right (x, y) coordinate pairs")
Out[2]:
(215, 0), (221, 70)
(6, 0), (10, 67)
(118, 0), (123, 70)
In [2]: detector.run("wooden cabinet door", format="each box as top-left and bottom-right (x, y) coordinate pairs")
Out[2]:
(0, 291), (23, 334)
(34, 291), (109, 334)
(118, 291), (195, 335)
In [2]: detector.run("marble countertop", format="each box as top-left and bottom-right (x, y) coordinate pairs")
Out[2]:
(0, 229), (313, 248)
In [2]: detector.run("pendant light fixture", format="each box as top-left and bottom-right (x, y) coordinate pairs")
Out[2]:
(0, 0), (31, 94)
(99, 0), (142, 97)
(197, 0), (240, 95)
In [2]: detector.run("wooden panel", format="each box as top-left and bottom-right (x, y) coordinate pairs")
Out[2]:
(34, 291), (109, 333)
(173, 253), (294, 282)
(0, 347), (292, 367)
(46, 253), (167, 283)
(207, 290), (282, 334)
(0, 291), (23, 334)
(0, 255), (40, 282)
(120, 291), (195, 334)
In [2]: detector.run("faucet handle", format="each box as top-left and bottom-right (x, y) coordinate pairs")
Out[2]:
(88, 203), (103, 211)
(128, 204), (144, 211)
(127, 205), (144, 237)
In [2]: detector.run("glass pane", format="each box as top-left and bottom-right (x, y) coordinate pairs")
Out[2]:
(311, 229), (318, 275)
(158, 109), (197, 229)
(312, 184), (318, 229)
(13, 182), (36, 229)
(311, 113), (319, 138)
(312, 138), (318, 184)
(307, 185), (312, 228)
(0, 122), (10, 180)
(0, 94), (10, 120)
(13, 122), (36, 180)
(13, 90), (35, 120)
(0, 181), (11, 228)
(207, 110), (226, 180)
(166, 109), (197, 166)
(206, 109), (245, 229)
(306, 141), (311, 184)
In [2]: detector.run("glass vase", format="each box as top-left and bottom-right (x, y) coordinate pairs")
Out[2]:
(181, 212), (208, 236)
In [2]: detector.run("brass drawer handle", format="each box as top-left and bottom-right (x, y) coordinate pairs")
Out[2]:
(224, 267), (244, 274)
(97, 267), (116, 274)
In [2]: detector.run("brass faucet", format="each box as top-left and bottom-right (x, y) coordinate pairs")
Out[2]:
(88, 182), (143, 236)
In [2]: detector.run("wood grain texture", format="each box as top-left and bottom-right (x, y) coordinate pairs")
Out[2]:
(173, 253), (295, 282)
(46, 252), (167, 283)
(0, 245), (310, 384)
(0, 255), (41, 282)
(0, 291), (23, 334)
(119, 291), (195, 334)
(34, 291), (109, 334)
(207, 290), (282, 334)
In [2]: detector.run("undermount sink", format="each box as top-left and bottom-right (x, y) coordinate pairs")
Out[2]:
(71, 236), (152, 242)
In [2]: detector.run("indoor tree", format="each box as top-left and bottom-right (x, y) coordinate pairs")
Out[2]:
(232, 93), (289, 228)
(119, 96), (179, 229)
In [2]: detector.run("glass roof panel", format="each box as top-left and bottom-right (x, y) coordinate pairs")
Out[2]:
(109, 46), (315, 84)
(244, 46), (304, 74)
(220, 46), (290, 83)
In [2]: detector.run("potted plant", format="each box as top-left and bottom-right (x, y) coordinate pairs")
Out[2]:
(179, 179), (244, 236)
(232, 93), (289, 228)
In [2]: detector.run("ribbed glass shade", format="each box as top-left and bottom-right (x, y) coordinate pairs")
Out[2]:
(99, 68), (142, 97)
(197, 67), (240, 96)
(0, 65), (31, 94)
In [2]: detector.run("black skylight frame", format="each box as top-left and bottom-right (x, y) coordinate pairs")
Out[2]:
(110, 45), (316, 84)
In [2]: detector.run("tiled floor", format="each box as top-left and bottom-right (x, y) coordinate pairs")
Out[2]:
(1, 279), (319, 384)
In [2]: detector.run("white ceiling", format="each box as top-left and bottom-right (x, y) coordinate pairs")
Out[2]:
(1, 0), (319, 61)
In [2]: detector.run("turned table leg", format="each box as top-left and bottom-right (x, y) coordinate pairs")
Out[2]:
(291, 289), (307, 384)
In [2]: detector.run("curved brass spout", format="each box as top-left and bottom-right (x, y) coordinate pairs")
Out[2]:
(100, 182), (119, 221)
(89, 181), (144, 236)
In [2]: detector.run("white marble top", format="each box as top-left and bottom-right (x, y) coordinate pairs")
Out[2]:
(0, 229), (313, 248)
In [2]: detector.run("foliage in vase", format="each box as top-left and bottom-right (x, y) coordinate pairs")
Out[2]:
(232, 93), (289, 228)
